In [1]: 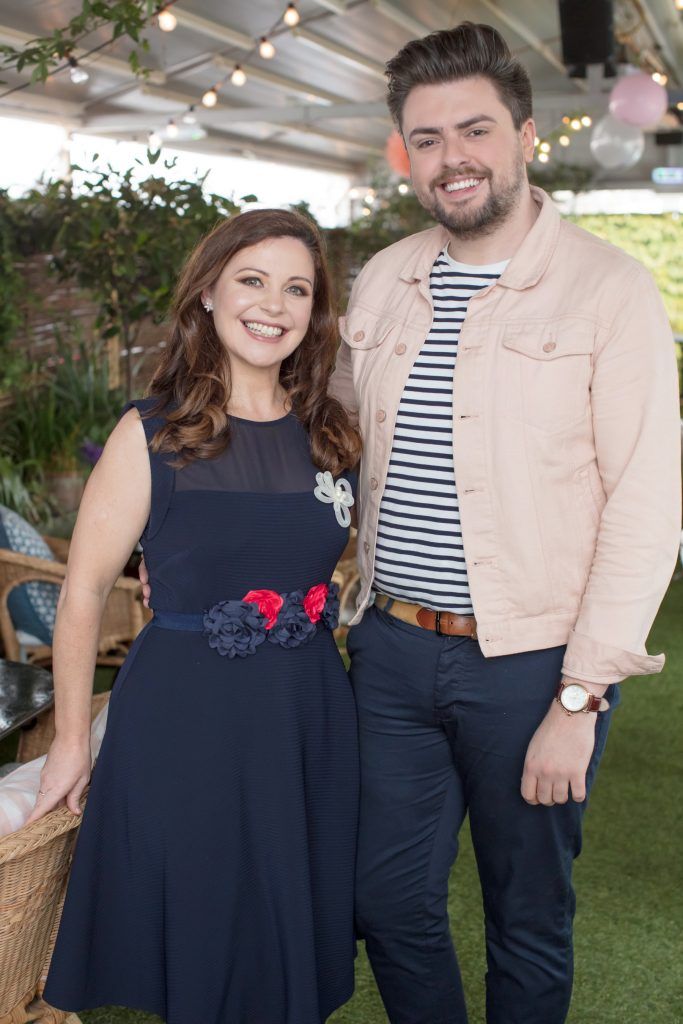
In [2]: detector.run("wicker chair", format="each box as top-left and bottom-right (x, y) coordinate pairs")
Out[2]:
(0, 693), (110, 1024)
(0, 547), (148, 668)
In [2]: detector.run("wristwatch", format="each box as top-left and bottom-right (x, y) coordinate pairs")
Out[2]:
(555, 681), (610, 715)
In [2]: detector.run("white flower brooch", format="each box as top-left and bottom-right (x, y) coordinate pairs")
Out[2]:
(314, 471), (355, 528)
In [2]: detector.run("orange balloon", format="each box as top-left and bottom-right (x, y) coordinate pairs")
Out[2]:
(385, 131), (411, 177)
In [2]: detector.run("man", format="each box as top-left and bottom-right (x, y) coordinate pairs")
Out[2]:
(328, 21), (680, 1024)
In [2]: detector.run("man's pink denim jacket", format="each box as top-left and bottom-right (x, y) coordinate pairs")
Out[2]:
(330, 187), (681, 684)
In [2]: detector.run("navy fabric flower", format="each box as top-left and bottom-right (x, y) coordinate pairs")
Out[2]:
(203, 600), (267, 658)
(320, 582), (340, 630)
(267, 590), (317, 649)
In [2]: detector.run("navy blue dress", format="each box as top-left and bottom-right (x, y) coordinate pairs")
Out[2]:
(43, 399), (359, 1024)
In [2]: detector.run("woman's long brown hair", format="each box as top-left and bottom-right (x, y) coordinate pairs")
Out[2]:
(146, 208), (361, 474)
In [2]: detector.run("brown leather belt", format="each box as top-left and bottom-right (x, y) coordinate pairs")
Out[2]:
(375, 594), (478, 639)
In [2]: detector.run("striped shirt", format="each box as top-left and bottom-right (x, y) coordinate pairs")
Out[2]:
(372, 247), (509, 612)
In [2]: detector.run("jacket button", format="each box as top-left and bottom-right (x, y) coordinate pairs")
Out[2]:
(394, 343), (406, 355)
(363, 541), (370, 553)
(543, 341), (556, 353)
(377, 410), (386, 422)
(370, 477), (379, 490)
(353, 330), (365, 342)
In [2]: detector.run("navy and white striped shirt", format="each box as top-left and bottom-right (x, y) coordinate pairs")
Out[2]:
(372, 247), (508, 612)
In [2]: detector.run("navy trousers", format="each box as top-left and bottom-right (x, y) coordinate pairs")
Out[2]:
(346, 605), (618, 1024)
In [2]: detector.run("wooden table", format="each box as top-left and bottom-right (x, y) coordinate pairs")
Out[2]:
(0, 659), (53, 742)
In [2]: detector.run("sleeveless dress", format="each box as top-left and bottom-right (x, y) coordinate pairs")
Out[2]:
(43, 399), (359, 1024)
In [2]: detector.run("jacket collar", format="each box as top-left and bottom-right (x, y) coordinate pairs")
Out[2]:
(398, 186), (560, 292)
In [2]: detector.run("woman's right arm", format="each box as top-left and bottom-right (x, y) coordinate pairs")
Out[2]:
(25, 408), (151, 825)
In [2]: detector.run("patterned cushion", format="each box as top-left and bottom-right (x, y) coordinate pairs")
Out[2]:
(0, 506), (60, 645)
(0, 702), (109, 837)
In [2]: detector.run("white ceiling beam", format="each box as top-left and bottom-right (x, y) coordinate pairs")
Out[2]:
(292, 26), (387, 80)
(136, 83), (382, 155)
(635, 0), (682, 85)
(172, 9), (253, 50)
(0, 23), (165, 84)
(370, 0), (431, 38)
(84, 100), (390, 132)
(314, 0), (349, 12)
(210, 56), (341, 104)
(0, 88), (84, 122)
(477, 1), (588, 91)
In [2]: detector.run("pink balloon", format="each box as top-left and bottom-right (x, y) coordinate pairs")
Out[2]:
(609, 72), (668, 129)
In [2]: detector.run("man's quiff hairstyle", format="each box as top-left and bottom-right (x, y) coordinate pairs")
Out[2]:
(386, 21), (533, 132)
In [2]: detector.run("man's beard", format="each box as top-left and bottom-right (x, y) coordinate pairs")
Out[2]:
(418, 158), (526, 241)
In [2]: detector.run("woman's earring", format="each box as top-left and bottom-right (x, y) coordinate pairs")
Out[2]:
(203, 299), (213, 313)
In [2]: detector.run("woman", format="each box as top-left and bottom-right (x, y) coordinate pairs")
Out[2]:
(34, 209), (362, 1024)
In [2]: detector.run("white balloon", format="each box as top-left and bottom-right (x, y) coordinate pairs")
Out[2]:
(589, 114), (645, 170)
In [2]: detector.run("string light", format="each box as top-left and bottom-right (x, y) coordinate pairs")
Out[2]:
(202, 86), (219, 107)
(364, 193), (375, 205)
(537, 152), (550, 163)
(283, 3), (301, 26)
(231, 65), (247, 86)
(157, 7), (177, 32)
(570, 118), (582, 130)
(398, 183), (410, 194)
(67, 55), (89, 84)
(362, 207), (372, 217)
(675, 0), (683, 11)
(534, 135), (540, 146)
(581, 115), (592, 127)
(561, 116), (571, 125)
(652, 72), (668, 85)
(182, 106), (197, 124)
(559, 134), (570, 147)
(166, 118), (178, 138)
(259, 37), (276, 59)
(348, 187), (359, 199)
(149, 131), (162, 149)
(539, 141), (551, 153)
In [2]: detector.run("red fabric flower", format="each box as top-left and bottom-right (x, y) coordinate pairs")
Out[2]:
(242, 589), (284, 630)
(303, 583), (329, 624)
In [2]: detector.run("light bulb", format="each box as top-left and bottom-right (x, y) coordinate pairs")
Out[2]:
(283, 3), (300, 26)
(362, 207), (372, 217)
(652, 72), (667, 85)
(182, 107), (197, 124)
(398, 183), (409, 194)
(559, 134), (570, 147)
(538, 151), (550, 163)
(68, 57), (89, 84)
(539, 141), (551, 153)
(570, 118), (582, 130)
(231, 65), (247, 86)
(259, 37), (276, 59)
(364, 193), (375, 205)
(348, 187), (359, 199)
(581, 115), (592, 127)
(202, 87), (218, 107)
(561, 115), (570, 125)
(166, 119), (178, 139)
(157, 8), (177, 32)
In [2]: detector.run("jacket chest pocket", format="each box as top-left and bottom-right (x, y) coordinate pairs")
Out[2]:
(501, 322), (595, 434)
(340, 309), (400, 399)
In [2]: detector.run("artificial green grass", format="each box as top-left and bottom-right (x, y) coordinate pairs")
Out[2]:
(5, 585), (681, 1023)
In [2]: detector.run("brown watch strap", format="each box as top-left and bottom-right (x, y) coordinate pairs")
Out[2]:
(555, 682), (608, 713)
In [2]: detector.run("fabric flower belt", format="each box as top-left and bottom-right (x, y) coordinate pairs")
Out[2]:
(152, 583), (340, 658)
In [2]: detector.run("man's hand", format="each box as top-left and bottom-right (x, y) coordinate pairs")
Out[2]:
(521, 677), (609, 806)
(138, 555), (151, 608)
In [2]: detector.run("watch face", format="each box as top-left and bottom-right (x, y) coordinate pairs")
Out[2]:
(561, 684), (588, 713)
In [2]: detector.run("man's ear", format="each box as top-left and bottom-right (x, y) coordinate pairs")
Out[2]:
(521, 118), (537, 164)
